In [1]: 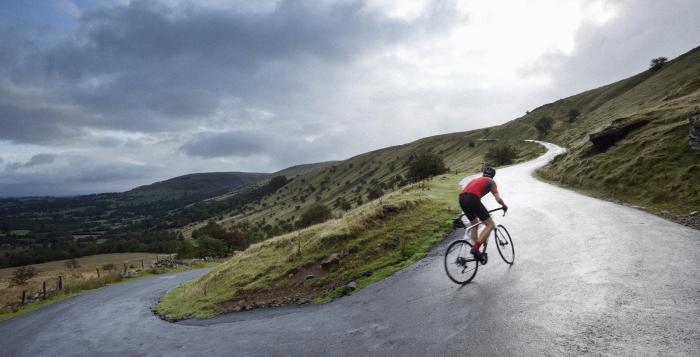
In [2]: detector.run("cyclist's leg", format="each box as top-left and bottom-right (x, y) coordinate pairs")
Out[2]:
(477, 217), (495, 244)
(470, 198), (491, 254)
(459, 194), (480, 243)
(468, 219), (479, 243)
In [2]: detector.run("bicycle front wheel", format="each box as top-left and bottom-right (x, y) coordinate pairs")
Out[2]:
(444, 240), (479, 284)
(494, 224), (514, 264)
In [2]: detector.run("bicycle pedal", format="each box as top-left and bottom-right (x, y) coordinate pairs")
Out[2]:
(480, 253), (488, 265)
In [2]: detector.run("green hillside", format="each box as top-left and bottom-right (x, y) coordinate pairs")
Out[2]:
(132, 172), (269, 197)
(179, 132), (543, 239)
(497, 46), (700, 227)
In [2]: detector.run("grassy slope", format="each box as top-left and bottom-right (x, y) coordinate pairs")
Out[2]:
(158, 142), (544, 320)
(184, 131), (543, 236)
(498, 47), (700, 223)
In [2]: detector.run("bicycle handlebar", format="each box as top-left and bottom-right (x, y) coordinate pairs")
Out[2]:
(488, 207), (507, 217)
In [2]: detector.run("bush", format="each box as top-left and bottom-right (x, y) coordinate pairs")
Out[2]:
(567, 109), (580, 122)
(406, 152), (448, 182)
(534, 116), (554, 137)
(10, 266), (38, 286)
(193, 221), (249, 253)
(484, 144), (519, 165)
(649, 57), (667, 71)
(296, 204), (333, 228)
(366, 186), (384, 200)
(197, 236), (228, 258)
(65, 258), (80, 269)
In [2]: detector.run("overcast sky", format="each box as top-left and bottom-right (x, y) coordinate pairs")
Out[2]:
(1, 0), (698, 196)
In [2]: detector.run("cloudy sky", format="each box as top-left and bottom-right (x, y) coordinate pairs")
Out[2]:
(1, 0), (698, 196)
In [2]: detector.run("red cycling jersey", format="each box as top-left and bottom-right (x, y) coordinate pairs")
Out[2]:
(461, 176), (498, 199)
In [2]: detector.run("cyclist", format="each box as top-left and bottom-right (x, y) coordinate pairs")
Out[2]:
(459, 165), (508, 261)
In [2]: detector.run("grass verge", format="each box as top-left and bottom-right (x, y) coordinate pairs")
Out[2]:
(157, 172), (465, 320)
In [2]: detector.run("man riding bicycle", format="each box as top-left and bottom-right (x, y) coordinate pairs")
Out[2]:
(459, 165), (508, 261)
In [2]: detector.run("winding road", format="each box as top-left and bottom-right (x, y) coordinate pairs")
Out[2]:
(1, 142), (698, 356)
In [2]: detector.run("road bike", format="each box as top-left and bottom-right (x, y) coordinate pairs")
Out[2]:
(444, 207), (514, 284)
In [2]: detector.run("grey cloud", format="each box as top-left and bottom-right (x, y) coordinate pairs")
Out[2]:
(181, 131), (267, 158)
(6, 153), (57, 170)
(2, 0), (454, 140)
(521, 0), (700, 99)
(0, 152), (150, 196)
(179, 129), (347, 168)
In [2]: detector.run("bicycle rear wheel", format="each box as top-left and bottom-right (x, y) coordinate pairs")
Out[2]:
(494, 224), (514, 264)
(444, 240), (479, 284)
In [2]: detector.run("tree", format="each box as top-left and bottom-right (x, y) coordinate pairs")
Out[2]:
(175, 240), (198, 259)
(649, 57), (667, 71)
(197, 236), (227, 258)
(534, 116), (554, 137)
(9, 266), (38, 286)
(406, 152), (448, 182)
(484, 145), (518, 165)
(296, 204), (333, 228)
(219, 230), (249, 252)
(567, 109), (580, 123)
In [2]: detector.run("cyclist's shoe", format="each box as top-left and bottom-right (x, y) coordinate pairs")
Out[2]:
(470, 248), (487, 264)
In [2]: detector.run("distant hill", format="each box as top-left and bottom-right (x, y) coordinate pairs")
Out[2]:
(0, 161), (342, 267)
(273, 161), (339, 178)
(132, 172), (270, 196)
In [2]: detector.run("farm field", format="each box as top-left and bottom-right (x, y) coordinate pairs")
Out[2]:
(0, 252), (165, 313)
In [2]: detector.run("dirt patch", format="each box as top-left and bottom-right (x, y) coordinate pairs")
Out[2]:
(214, 264), (349, 313)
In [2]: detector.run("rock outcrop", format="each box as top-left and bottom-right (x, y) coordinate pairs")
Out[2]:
(589, 119), (649, 152)
(689, 112), (700, 154)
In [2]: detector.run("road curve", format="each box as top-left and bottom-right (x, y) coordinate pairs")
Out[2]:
(1, 142), (698, 356)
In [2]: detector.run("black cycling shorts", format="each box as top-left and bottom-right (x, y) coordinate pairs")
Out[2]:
(459, 193), (490, 222)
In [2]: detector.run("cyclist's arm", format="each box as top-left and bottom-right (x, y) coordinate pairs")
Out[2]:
(493, 192), (508, 210)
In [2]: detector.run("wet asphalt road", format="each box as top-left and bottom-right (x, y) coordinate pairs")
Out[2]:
(1, 142), (698, 356)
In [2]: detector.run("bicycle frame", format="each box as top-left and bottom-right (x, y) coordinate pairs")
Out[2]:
(456, 207), (506, 234)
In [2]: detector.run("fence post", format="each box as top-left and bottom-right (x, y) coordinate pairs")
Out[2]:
(96, 268), (100, 278)
(22, 290), (26, 304)
(141, 260), (144, 269)
(43, 281), (47, 298)
(123, 263), (127, 274)
(57, 275), (63, 290)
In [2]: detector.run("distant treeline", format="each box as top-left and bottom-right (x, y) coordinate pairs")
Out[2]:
(1, 231), (181, 268)
(0, 176), (291, 269)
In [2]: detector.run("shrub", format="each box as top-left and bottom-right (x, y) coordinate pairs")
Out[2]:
(65, 258), (80, 269)
(366, 186), (384, 200)
(197, 236), (228, 258)
(406, 152), (448, 182)
(534, 116), (554, 137)
(296, 204), (333, 228)
(649, 57), (667, 71)
(484, 144), (519, 165)
(9, 266), (38, 286)
(567, 109), (580, 122)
